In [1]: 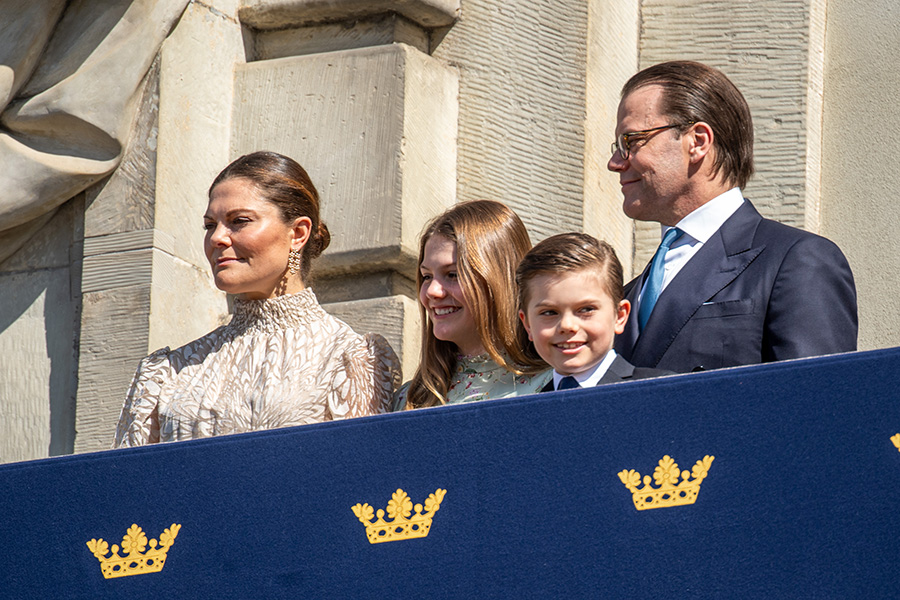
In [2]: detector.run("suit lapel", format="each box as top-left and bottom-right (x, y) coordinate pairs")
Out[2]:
(629, 201), (765, 367)
(616, 271), (646, 361)
(597, 355), (634, 384)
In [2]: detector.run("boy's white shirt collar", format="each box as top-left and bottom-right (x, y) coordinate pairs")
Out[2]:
(552, 349), (617, 390)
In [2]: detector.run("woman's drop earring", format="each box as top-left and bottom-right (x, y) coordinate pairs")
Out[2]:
(288, 249), (302, 274)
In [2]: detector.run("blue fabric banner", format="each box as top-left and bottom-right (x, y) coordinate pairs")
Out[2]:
(1, 348), (899, 598)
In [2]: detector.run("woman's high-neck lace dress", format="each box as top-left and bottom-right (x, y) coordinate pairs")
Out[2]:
(113, 288), (400, 446)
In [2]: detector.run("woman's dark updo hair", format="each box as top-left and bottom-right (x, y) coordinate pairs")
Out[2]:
(209, 151), (331, 281)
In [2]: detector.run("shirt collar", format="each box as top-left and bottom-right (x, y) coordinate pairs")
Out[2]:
(552, 349), (617, 389)
(666, 187), (744, 244)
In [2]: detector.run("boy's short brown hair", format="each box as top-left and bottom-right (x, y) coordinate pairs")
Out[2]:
(516, 233), (624, 311)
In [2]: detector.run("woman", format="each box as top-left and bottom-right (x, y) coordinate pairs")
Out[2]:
(113, 151), (400, 446)
(394, 200), (550, 409)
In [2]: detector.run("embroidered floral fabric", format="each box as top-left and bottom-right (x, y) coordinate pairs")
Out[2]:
(113, 288), (400, 447)
(392, 354), (551, 410)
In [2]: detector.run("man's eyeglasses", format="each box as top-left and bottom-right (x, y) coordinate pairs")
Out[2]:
(610, 122), (694, 160)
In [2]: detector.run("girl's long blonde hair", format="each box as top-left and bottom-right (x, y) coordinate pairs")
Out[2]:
(406, 200), (545, 409)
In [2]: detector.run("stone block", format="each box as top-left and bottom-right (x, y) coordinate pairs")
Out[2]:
(81, 235), (156, 294)
(232, 43), (458, 279)
(639, 0), (821, 234)
(430, 0), (592, 246)
(156, 1), (248, 275)
(148, 249), (228, 353)
(74, 284), (152, 455)
(0, 202), (79, 464)
(821, 0), (900, 350)
(584, 0), (640, 275)
(240, 0), (460, 30)
(313, 270), (415, 304)
(254, 13), (430, 59)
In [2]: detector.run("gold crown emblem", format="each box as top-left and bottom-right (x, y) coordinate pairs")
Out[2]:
(618, 455), (714, 511)
(892, 434), (900, 451)
(352, 488), (446, 544)
(86, 523), (181, 579)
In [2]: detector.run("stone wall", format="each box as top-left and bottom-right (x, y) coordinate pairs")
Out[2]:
(430, 0), (637, 271)
(821, 0), (900, 350)
(0, 199), (80, 463)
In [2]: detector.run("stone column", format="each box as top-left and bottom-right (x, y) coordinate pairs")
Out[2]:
(235, 0), (461, 377)
(73, 2), (245, 454)
(585, 0), (641, 272)
(0, 197), (80, 463)
(821, 0), (900, 350)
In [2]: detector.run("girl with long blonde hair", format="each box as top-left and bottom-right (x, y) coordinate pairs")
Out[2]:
(394, 200), (550, 409)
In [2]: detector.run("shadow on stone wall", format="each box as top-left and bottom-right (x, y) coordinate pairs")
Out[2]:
(0, 198), (82, 461)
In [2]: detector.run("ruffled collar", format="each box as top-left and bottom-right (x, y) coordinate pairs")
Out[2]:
(228, 287), (326, 333)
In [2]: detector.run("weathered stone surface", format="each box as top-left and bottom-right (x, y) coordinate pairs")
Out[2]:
(313, 270), (415, 304)
(254, 13), (429, 59)
(0, 274), (72, 463)
(81, 56), (159, 239)
(0, 199), (79, 464)
(74, 51), (158, 456)
(0, 203), (76, 274)
(73, 285), (152, 454)
(821, 0), (900, 351)
(240, 0), (460, 29)
(232, 43), (458, 278)
(430, 0), (591, 246)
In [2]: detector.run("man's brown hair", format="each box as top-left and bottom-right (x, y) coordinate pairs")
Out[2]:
(622, 60), (754, 189)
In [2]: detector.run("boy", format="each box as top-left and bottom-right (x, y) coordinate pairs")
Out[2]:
(516, 233), (672, 391)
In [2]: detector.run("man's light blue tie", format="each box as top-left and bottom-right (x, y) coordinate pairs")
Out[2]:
(638, 227), (684, 331)
(557, 376), (580, 390)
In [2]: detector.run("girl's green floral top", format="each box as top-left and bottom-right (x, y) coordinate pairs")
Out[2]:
(392, 353), (551, 410)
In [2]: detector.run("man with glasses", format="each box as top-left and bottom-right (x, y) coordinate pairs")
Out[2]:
(607, 60), (857, 373)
